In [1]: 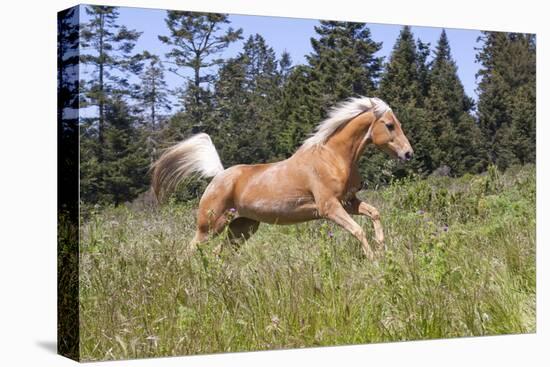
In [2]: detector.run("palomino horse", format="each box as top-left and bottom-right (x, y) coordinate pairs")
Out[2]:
(152, 97), (413, 260)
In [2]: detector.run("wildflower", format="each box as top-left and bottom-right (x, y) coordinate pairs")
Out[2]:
(442, 225), (449, 232)
(227, 208), (237, 218)
(417, 210), (425, 215)
(266, 315), (282, 333)
(328, 231), (334, 238)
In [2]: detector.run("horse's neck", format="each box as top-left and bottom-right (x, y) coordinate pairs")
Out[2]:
(326, 112), (374, 165)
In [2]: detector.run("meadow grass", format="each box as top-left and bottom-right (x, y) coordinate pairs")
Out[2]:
(78, 165), (535, 361)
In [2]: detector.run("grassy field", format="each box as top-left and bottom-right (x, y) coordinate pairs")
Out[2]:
(79, 165), (535, 361)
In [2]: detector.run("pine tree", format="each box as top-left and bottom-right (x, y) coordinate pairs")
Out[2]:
(378, 26), (434, 177)
(80, 5), (150, 204)
(416, 39), (431, 99)
(138, 55), (171, 128)
(425, 30), (484, 175)
(103, 95), (151, 204)
(278, 51), (293, 84)
(81, 94), (150, 204)
(308, 21), (383, 106)
(476, 31), (536, 168)
(277, 21), (382, 159)
(58, 6), (81, 212)
(80, 5), (143, 161)
(158, 11), (242, 132)
(58, 7), (80, 125)
(212, 34), (281, 165)
(276, 65), (323, 158)
(379, 26), (424, 106)
(241, 35), (281, 163)
(211, 56), (247, 166)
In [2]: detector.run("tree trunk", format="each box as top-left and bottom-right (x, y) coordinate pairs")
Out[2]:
(98, 12), (105, 161)
(193, 54), (202, 126)
(151, 72), (156, 127)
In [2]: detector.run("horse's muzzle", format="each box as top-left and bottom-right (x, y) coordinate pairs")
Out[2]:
(398, 149), (413, 161)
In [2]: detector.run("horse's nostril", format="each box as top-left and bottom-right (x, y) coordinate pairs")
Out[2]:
(404, 151), (412, 160)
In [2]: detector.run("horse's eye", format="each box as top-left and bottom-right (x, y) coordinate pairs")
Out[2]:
(386, 124), (395, 131)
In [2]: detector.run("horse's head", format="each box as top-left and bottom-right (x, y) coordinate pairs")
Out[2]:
(370, 109), (414, 161)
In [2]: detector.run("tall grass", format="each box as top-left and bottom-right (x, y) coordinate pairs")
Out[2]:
(79, 165), (535, 361)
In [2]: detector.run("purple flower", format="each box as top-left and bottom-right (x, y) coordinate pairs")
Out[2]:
(417, 210), (425, 215)
(229, 208), (236, 213)
(442, 225), (449, 232)
(328, 231), (334, 238)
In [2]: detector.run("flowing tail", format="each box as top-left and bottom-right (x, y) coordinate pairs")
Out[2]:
(151, 133), (224, 202)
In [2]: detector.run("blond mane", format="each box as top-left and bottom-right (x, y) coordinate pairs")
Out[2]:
(302, 96), (391, 148)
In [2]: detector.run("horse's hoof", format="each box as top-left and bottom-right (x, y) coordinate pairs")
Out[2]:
(213, 244), (223, 257)
(363, 249), (375, 261)
(185, 243), (199, 256)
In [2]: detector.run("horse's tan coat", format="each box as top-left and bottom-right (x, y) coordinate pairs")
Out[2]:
(153, 103), (413, 260)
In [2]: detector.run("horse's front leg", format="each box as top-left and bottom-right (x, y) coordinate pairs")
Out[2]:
(318, 197), (375, 260)
(346, 198), (385, 251)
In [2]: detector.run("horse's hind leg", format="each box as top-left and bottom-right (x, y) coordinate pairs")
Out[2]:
(190, 203), (232, 253)
(212, 217), (260, 255)
(228, 217), (260, 246)
(190, 230), (208, 248)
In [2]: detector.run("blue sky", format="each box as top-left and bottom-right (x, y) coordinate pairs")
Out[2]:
(81, 5), (483, 110)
